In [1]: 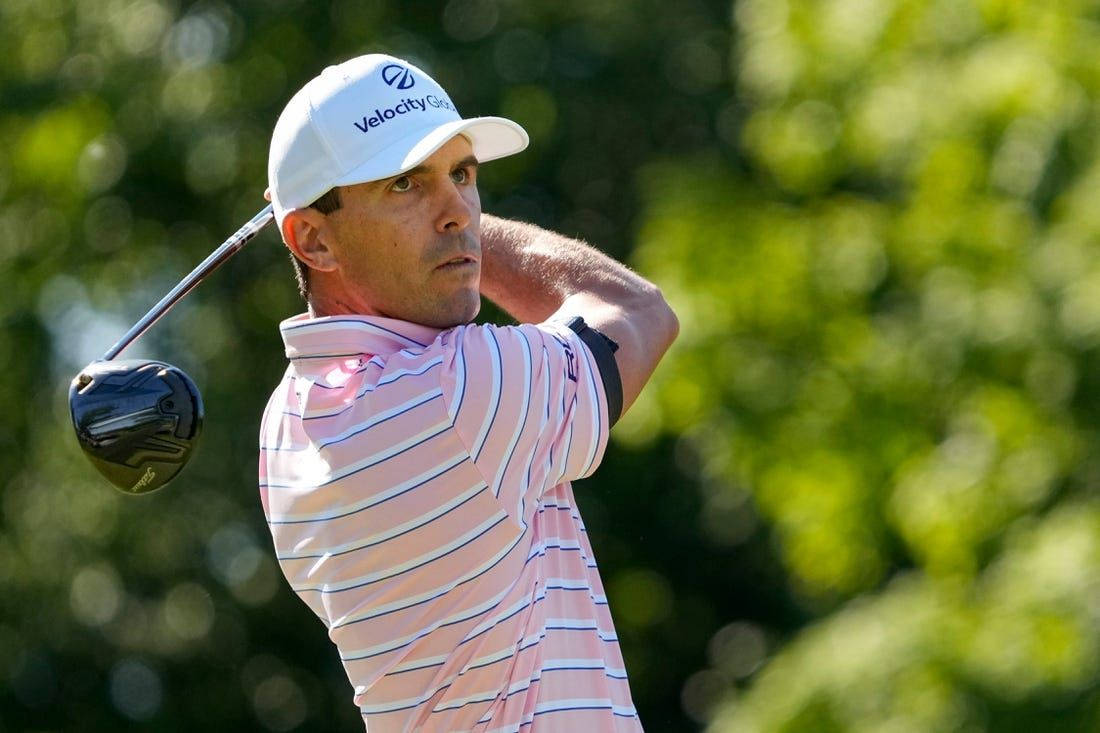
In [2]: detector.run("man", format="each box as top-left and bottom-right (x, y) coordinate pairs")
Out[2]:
(260, 54), (677, 731)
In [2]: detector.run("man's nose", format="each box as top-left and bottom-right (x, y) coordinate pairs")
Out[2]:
(435, 179), (473, 233)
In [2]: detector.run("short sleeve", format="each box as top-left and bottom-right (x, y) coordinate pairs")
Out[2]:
(438, 320), (613, 521)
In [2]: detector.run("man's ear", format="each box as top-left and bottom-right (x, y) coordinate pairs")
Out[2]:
(282, 208), (339, 273)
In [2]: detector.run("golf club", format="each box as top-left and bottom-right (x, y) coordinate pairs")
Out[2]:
(69, 204), (274, 494)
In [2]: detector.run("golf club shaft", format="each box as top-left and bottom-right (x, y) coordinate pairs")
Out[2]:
(101, 204), (275, 361)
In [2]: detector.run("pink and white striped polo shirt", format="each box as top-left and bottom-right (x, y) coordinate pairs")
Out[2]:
(258, 313), (641, 732)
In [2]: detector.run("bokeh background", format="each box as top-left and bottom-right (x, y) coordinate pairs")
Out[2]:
(4, 0), (1100, 730)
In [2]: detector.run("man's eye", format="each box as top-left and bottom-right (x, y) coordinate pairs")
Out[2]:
(451, 168), (469, 184)
(391, 176), (412, 192)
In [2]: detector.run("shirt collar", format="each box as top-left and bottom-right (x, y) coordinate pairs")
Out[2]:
(279, 313), (443, 360)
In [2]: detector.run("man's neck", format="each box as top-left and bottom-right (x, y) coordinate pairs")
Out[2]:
(306, 291), (383, 319)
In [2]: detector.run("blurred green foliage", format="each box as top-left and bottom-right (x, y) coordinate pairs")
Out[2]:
(627, 0), (1100, 729)
(5, 0), (1100, 731)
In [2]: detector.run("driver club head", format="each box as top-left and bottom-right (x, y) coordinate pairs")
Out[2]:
(69, 359), (204, 494)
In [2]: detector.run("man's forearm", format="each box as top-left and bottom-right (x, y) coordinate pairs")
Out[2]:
(479, 214), (659, 324)
(479, 214), (679, 416)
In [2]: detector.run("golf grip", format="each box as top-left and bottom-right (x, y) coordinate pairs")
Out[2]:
(100, 204), (275, 361)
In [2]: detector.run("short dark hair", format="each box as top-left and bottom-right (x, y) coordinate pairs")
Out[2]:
(289, 187), (342, 301)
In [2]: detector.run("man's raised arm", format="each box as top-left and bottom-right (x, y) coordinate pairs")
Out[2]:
(479, 214), (679, 417)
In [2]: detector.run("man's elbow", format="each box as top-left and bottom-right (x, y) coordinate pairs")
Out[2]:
(649, 287), (679, 349)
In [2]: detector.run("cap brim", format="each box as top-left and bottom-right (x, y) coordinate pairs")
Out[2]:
(333, 116), (529, 188)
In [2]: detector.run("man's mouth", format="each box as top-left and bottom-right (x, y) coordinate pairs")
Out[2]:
(436, 255), (478, 270)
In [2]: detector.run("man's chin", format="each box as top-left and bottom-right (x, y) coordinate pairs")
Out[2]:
(417, 294), (481, 329)
(449, 298), (481, 328)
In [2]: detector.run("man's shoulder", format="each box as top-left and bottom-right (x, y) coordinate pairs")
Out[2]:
(265, 320), (582, 425)
(437, 320), (577, 358)
(261, 351), (444, 426)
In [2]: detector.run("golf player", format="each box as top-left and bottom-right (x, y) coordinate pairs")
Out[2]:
(259, 54), (678, 731)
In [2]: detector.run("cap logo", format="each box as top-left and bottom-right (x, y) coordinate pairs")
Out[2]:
(381, 64), (415, 90)
(351, 95), (456, 134)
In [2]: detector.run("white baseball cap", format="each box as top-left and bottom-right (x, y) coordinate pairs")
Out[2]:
(267, 54), (529, 226)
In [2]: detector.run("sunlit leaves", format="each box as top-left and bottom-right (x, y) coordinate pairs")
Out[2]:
(628, 0), (1100, 728)
(15, 99), (111, 196)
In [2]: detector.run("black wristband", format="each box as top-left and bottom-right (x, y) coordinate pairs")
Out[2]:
(565, 316), (623, 427)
